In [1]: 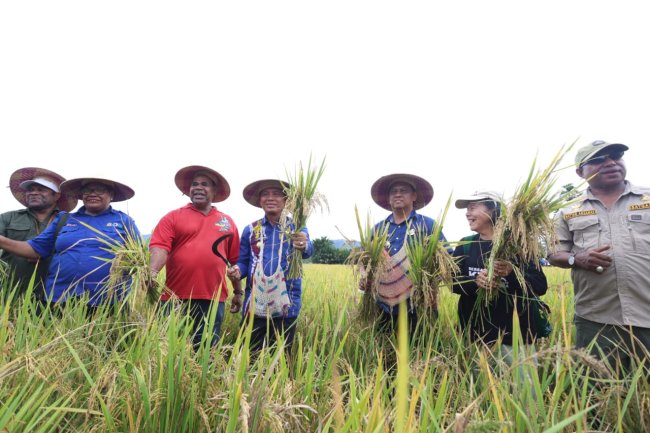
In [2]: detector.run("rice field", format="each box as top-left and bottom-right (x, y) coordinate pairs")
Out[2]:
(1, 264), (649, 433)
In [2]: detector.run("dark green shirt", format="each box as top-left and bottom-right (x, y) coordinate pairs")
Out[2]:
(0, 208), (59, 296)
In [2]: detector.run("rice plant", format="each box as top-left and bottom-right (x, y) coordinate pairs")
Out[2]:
(405, 194), (459, 323)
(345, 206), (390, 322)
(1, 265), (649, 432)
(486, 142), (577, 298)
(281, 155), (327, 279)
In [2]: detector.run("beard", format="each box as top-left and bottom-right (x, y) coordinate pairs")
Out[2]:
(27, 198), (55, 212)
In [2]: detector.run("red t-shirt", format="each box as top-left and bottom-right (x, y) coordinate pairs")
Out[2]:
(150, 204), (239, 301)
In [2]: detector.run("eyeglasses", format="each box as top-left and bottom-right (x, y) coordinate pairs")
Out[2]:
(81, 185), (110, 195)
(582, 151), (624, 167)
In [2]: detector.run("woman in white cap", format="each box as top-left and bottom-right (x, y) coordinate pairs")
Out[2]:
(0, 176), (140, 314)
(227, 179), (312, 352)
(0, 167), (76, 298)
(452, 191), (549, 352)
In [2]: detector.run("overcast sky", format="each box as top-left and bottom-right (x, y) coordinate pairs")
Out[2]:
(1, 1), (649, 242)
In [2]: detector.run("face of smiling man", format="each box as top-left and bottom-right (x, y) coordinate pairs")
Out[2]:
(388, 181), (417, 216)
(25, 184), (60, 213)
(259, 187), (286, 222)
(190, 174), (217, 213)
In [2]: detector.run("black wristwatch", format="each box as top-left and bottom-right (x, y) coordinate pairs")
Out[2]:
(567, 254), (576, 268)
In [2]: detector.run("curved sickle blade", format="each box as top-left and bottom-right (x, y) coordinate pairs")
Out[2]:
(211, 233), (233, 267)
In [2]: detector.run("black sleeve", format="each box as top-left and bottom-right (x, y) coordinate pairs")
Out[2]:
(506, 261), (548, 297)
(451, 244), (479, 296)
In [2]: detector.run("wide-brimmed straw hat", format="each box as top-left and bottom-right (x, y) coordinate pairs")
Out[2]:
(454, 190), (503, 209)
(174, 165), (230, 203)
(60, 177), (135, 202)
(371, 173), (433, 211)
(9, 167), (77, 212)
(243, 179), (289, 207)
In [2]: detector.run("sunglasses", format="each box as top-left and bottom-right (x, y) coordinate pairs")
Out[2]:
(581, 151), (624, 167)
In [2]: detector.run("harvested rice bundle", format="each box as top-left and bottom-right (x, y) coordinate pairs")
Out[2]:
(405, 196), (458, 317)
(79, 221), (162, 313)
(485, 143), (575, 298)
(346, 206), (390, 321)
(106, 232), (163, 312)
(281, 155), (327, 279)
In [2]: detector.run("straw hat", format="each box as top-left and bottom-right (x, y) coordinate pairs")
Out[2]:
(60, 177), (135, 202)
(243, 179), (289, 207)
(9, 167), (77, 212)
(174, 165), (230, 203)
(371, 173), (433, 211)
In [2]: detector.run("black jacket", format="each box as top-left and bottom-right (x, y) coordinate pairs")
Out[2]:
(452, 234), (548, 345)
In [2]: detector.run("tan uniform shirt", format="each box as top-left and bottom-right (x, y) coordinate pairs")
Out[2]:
(554, 182), (650, 328)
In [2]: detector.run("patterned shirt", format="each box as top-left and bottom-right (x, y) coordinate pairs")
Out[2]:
(374, 210), (447, 314)
(236, 216), (312, 318)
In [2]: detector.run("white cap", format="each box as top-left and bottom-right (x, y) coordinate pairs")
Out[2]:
(454, 190), (503, 209)
(19, 177), (60, 193)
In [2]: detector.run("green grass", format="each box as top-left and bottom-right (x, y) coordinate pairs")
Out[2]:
(1, 264), (648, 432)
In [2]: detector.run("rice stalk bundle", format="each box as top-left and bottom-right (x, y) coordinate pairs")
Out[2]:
(77, 221), (162, 314)
(0, 259), (8, 281)
(105, 232), (163, 312)
(346, 206), (390, 321)
(485, 143), (576, 299)
(281, 155), (327, 279)
(405, 195), (458, 317)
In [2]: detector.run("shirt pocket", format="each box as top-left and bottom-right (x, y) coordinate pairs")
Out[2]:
(5, 222), (31, 241)
(627, 212), (650, 253)
(100, 224), (130, 244)
(567, 216), (600, 251)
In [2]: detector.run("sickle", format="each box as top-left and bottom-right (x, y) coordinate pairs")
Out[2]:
(211, 233), (233, 267)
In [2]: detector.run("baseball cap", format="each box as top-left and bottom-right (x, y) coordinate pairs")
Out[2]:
(455, 190), (503, 209)
(575, 140), (628, 167)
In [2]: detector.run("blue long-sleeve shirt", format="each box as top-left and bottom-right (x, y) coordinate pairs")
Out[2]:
(236, 216), (313, 318)
(28, 206), (141, 306)
(374, 210), (447, 314)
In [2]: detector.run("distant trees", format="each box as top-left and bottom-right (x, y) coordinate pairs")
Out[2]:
(310, 236), (350, 264)
(561, 183), (582, 200)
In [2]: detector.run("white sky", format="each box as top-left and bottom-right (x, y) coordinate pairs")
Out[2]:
(1, 1), (649, 242)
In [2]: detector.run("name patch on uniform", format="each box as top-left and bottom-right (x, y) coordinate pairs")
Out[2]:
(563, 210), (597, 220)
(629, 203), (650, 211)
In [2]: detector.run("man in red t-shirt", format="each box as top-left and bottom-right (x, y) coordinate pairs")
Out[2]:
(149, 165), (242, 347)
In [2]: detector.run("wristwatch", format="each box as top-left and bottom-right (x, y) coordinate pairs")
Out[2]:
(567, 254), (576, 268)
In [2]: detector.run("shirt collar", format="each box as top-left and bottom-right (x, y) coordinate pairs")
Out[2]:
(77, 205), (114, 216)
(20, 207), (60, 218)
(185, 203), (216, 215)
(385, 209), (417, 224)
(261, 214), (291, 227)
(584, 180), (632, 201)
